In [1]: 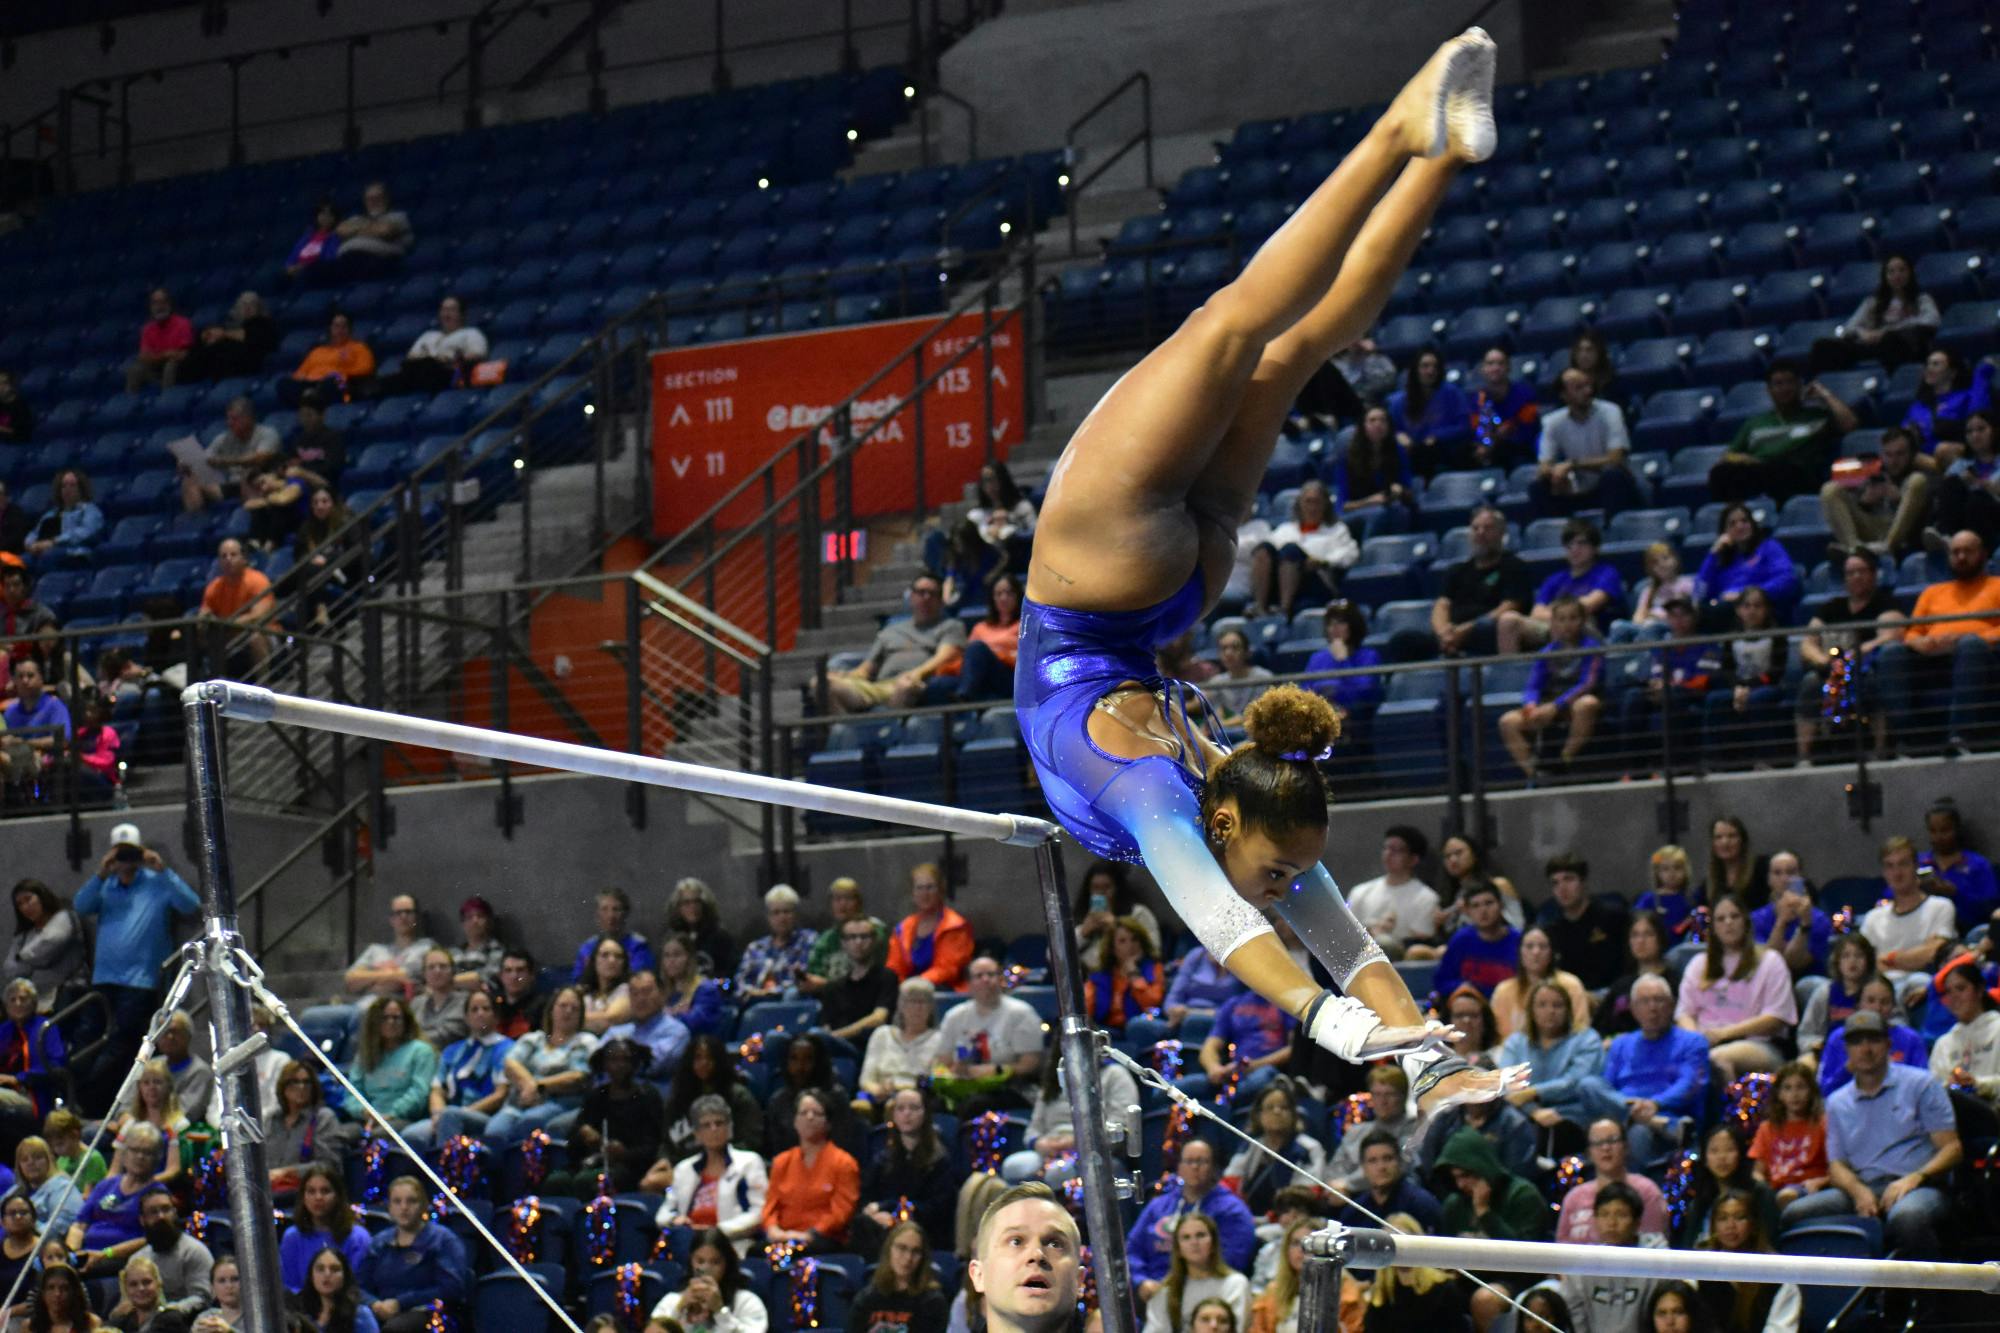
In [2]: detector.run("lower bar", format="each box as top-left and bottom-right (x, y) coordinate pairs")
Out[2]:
(1307, 1227), (2000, 1294)
(187, 681), (1060, 848)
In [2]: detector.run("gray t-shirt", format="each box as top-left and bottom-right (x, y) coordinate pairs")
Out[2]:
(936, 995), (1043, 1076)
(1538, 400), (1630, 492)
(206, 422), (282, 473)
(343, 209), (414, 257)
(865, 614), (966, 678)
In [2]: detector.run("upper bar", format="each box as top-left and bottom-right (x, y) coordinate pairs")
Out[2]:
(185, 681), (1063, 848)
(1309, 1227), (2000, 1295)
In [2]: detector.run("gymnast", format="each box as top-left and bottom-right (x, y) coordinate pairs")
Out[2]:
(1017, 27), (1525, 1113)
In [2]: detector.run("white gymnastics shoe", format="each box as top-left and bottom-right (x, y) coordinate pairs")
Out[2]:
(1392, 26), (1499, 162)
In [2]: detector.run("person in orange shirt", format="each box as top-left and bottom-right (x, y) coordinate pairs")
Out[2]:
(1880, 528), (2000, 747)
(884, 862), (974, 990)
(280, 311), (376, 407)
(1082, 916), (1166, 1032)
(199, 538), (277, 669)
(760, 1088), (860, 1250)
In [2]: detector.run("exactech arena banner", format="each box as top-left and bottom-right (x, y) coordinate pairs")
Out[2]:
(649, 311), (1026, 537)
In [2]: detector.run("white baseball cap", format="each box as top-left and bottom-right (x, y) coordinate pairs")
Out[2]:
(109, 823), (143, 849)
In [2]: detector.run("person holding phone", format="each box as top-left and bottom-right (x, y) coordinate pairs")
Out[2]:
(1072, 860), (1160, 956)
(71, 824), (201, 1110)
(1749, 851), (1832, 979)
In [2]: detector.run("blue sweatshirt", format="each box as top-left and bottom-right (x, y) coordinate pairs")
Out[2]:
(1525, 636), (1604, 709)
(1434, 926), (1521, 998)
(358, 1222), (470, 1311)
(74, 867), (202, 989)
(1389, 382), (1473, 451)
(280, 1223), (372, 1293)
(1603, 1026), (1711, 1119)
(1305, 646), (1384, 714)
(1635, 889), (1698, 940)
(1696, 537), (1800, 610)
(1164, 948), (1248, 1013)
(1498, 1026), (1610, 1105)
(1536, 562), (1625, 617)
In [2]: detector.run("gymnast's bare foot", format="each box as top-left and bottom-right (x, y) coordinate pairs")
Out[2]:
(1386, 27), (1498, 163)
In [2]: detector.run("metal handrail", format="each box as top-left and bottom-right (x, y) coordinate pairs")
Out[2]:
(1064, 70), (1153, 256)
(920, 86), (977, 166)
(43, 989), (113, 1108)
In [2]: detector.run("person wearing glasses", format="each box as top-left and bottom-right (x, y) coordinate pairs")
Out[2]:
(826, 575), (966, 714)
(816, 919), (900, 1044)
(343, 896), (436, 1000)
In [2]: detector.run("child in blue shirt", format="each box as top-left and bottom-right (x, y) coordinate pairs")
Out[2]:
(1498, 596), (1603, 780)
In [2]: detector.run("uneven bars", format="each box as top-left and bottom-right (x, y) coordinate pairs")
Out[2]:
(185, 681), (1062, 846)
(1306, 1227), (2000, 1294)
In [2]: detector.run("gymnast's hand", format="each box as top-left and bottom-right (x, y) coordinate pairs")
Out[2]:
(1415, 1061), (1533, 1116)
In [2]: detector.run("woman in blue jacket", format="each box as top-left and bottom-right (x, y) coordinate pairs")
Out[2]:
(24, 469), (104, 568)
(357, 1175), (471, 1333)
(1695, 504), (1800, 623)
(1905, 347), (1995, 459)
(1388, 347), (1473, 478)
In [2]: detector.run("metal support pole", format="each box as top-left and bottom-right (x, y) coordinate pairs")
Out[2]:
(912, 344), (927, 522)
(1442, 665), (1464, 834)
(227, 58), (246, 167)
(1295, 1246), (1345, 1333)
(981, 285), (997, 465)
(181, 699), (287, 1333)
(343, 39), (363, 152)
(1036, 839), (1139, 1333)
(711, 0), (732, 92)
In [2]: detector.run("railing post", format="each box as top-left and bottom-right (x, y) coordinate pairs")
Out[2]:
(492, 591), (518, 839)
(464, 14), (484, 131)
(1469, 662), (1491, 849)
(981, 283), (997, 465)
(625, 578), (647, 831)
(912, 342), (928, 522)
(592, 350), (610, 548)
(1658, 659), (1682, 844)
(227, 57), (246, 167)
(834, 409), (856, 597)
(343, 40), (362, 153)
(117, 78), (134, 185)
(711, 0), (732, 92)
(518, 422), (535, 582)
(840, 0), (860, 73)
(798, 436), (822, 632)
(1443, 664), (1464, 832)
(759, 659), (777, 885)
(54, 89), (75, 196)
(362, 604), (390, 851)
(763, 473), (780, 648)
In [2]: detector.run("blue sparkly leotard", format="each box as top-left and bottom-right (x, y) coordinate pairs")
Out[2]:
(1014, 570), (1387, 987)
(1015, 569), (1211, 863)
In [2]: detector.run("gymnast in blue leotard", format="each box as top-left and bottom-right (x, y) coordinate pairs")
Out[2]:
(1014, 27), (1525, 1111)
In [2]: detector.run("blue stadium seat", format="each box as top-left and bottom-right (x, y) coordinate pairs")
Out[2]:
(1745, 270), (1829, 325)
(1658, 447), (1730, 509)
(1902, 107), (1979, 157)
(1376, 314), (1446, 363)
(1726, 222), (1801, 275)
(1935, 300), (2000, 359)
(1647, 231), (1724, 283)
(1444, 306), (1517, 360)
(1432, 259), (1499, 307)
(1916, 251), (1988, 305)
(1616, 145), (1687, 193)
(1618, 337), (1692, 395)
(1633, 188), (1706, 239)
(1494, 251), (1572, 303)
(1566, 198), (1637, 245)
(1417, 470), (1505, 531)
(1731, 88), (1807, 135)
(1575, 241), (1648, 291)
(1518, 296), (1595, 353)
(1550, 156), (1615, 199)
(1482, 163), (1548, 209)
(1672, 279), (1749, 336)
(65, 565), (150, 621)
(1633, 386), (1722, 452)
(1839, 118), (1904, 168)
(1688, 328), (1768, 384)
(1600, 106), (1669, 150)
(1707, 179), (1783, 227)
(1595, 286), (1674, 340)
(1685, 137), (1758, 185)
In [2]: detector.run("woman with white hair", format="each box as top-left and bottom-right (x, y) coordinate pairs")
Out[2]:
(856, 978), (944, 1114)
(732, 885), (818, 999)
(184, 291), (279, 382)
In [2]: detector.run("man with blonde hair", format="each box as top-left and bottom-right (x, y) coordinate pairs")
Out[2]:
(969, 1182), (1082, 1333)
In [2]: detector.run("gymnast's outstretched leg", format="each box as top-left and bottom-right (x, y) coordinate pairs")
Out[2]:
(1027, 29), (1497, 618)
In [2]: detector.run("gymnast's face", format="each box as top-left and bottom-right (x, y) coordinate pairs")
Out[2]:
(1210, 802), (1326, 904)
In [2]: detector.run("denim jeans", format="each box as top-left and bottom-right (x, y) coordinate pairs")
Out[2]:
(1877, 637), (1997, 743)
(1779, 1181), (1952, 1255)
(483, 1099), (574, 1147)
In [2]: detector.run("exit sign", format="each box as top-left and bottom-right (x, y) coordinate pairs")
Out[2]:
(822, 530), (869, 562)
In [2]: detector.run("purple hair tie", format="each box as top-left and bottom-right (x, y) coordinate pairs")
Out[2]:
(1279, 745), (1335, 762)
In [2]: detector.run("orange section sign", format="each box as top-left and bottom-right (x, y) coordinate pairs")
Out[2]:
(649, 310), (1025, 538)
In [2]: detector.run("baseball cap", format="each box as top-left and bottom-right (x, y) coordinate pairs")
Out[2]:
(1844, 1010), (1887, 1040)
(109, 823), (143, 849)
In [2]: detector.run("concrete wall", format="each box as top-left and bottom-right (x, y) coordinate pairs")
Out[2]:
(937, 0), (1528, 165)
(2, 0), (920, 187)
(99, 751), (1988, 983)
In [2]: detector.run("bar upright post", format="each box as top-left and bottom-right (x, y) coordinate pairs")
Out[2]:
(182, 698), (287, 1333)
(1035, 838), (1138, 1333)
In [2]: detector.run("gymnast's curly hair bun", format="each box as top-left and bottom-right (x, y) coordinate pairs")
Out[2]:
(1244, 685), (1342, 761)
